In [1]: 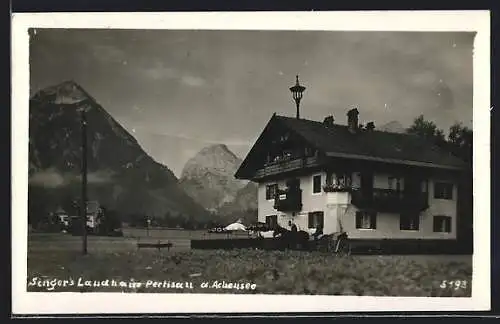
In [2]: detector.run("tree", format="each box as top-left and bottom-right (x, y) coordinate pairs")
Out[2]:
(447, 122), (473, 251)
(406, 115), (447, 147)
(448, 122), (473, 164)
(97, 206), (122, 235)
(28, 185), (58, 227)
(407, 116), (473, 165)
(407, 115), (473, 252)
(129, 213), (147, 227)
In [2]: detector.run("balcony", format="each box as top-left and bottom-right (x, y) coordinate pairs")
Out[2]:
(274, 187), (303, 212)
(351, 188), (429, 213)
(254, 156), (320, 179)
(323, 183), (353, 193)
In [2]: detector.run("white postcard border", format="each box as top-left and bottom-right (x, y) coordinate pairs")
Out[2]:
(11, 10), (491, 314)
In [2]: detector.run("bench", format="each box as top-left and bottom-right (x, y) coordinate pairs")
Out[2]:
(137, 239), (173, 251)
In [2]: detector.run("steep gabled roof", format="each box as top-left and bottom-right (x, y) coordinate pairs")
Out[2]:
(275, 115), (466, 170)
(235, 114), (467, 179)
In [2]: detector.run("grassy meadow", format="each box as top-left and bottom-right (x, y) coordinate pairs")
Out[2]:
(27, 231), (472, 297)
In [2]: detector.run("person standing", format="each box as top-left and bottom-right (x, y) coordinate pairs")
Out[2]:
(312, 223), (324, 240)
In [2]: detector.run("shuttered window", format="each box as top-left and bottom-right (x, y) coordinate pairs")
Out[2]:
(355, 211), (377, 229)
(312, 175), (322, 193)
(433, 215), (452, 233)
(265, 184), (278, 200)
(308, 211), (324, 228)
(400, 212), (420, 230)
(434, 182), (453, 200)
(265, 215), (278, 229)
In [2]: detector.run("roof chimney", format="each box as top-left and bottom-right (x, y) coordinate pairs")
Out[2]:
(366, 121), (375, 131)
(347, 108), (359, 133)
(323, 115), (335, 127)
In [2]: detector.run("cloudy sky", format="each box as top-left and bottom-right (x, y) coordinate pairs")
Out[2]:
(29, 29), (474, 177)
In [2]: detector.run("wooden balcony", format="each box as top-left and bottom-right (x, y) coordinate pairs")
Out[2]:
(254, 156), (321, 179)
(351, 188), (429, 213)
(274, 188), (303, 212)
(323, 183), (352, 193)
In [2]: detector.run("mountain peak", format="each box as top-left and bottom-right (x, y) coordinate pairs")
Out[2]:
(31, 80), (91, 105)
(179, 144), (248, 210)
(181, 144), (242, 180)
(30, 80), (142, 149)
(29, 83), (209, 221)
(378, 121), (406, 134)
(200, 144), (239, 160)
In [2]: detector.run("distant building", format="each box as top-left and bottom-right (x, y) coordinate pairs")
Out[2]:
(70, 200), (103, 233)
(54, 206), (69, 227)
(235, 109), (466, 241)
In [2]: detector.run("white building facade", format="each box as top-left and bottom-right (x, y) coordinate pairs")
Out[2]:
(235, 110), (467, 243)
(257, 171), (458, 240)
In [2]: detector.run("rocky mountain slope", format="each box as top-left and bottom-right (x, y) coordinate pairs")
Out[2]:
(378, 121), (406, 133)
(28, 80), (209, 223)
(179, 144), (250, 211)
(220, 181), (258, 212)
(179, 143), (258, 224)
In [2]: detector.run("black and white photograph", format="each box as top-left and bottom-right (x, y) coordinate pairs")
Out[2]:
(12, 11), (490, 314)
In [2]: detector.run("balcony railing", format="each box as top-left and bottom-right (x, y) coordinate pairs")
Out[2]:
(351, 188), (429, 213)
(274, 187), (303, 212)
(323, 183), (354, 193)
(254, 156), (320, 179)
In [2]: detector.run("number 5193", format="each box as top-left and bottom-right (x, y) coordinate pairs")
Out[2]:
(440, 280), (467, 290)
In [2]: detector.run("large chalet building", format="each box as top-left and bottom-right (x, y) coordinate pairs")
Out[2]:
(235, 108), (467, 241)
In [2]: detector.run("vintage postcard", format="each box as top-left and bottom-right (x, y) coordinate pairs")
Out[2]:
(11, 11), (491, 314)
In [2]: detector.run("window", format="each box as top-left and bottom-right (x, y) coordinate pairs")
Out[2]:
(312, 175), (322, 194)
(265, 184), (278, 200)
(433, 216), (452, 233)
(335, 173), (352, 189)
(325, 172), (352, 190)
(355, 211), (377, 229)
(400, 212), (420, 231)
(265, 215), (278, 229)
(308, 211), (324, 228)
(388, 177), (401, 191)
(434, 182), (453, 200)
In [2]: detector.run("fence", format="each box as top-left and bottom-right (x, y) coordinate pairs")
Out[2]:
(191, 238), (473, 255)
(121, 227), (253, 240)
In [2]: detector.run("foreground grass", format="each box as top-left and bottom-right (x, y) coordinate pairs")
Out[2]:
(27, 249), (472, 296)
